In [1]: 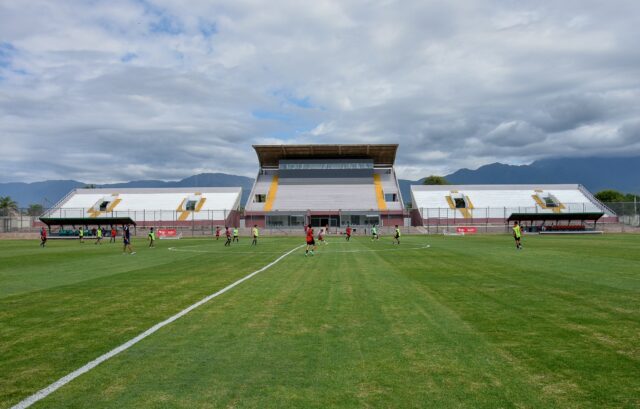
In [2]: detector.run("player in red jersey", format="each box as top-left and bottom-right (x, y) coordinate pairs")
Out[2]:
(224, 226), (232, 247)
(40, 227), (47, 247)
(305, 224), (317, 256)
(215, 226), (221, 240)
(345, 225), (352, 241)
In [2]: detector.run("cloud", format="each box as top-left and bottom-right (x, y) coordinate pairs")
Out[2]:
(1, 0), (640, 183)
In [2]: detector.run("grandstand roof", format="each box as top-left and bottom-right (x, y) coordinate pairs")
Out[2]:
(252, 144), (399, 168)
(66, 187), (240, 194)
(507, 212), (604, 221)
(40, 216), (137, 226)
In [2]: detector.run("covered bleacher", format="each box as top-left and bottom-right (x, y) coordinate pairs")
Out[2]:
(507, 212), (605, 234)
(42, 187), (242, 227)
(39, 216), (136, 239)
(245, 144), (405, 228)
(411, 184), (616, 227)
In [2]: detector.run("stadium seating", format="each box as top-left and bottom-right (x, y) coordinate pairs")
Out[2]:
(247, 173), (403, 212)
(44, 188), (242, 224)
(411, 184), (614, 222)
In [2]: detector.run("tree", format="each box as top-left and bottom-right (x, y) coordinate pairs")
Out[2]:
(624, 193), (640, 202)
(0, 196), (18, 215)
(422, 175), (449, 185)
(595, 190), (625, 203)
(83, 184), (97, 189)
(27, 203), (44, 216)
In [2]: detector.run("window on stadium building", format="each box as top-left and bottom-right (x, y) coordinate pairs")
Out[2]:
(254, 194), (266, 203)
(384, 193), (398, 202)
(279, 162), (373, 170)
(340, 214), (380, 226)
(99, 201), (110, 211)
(266, 215), (305, 227)
(185, 200), (197, 211)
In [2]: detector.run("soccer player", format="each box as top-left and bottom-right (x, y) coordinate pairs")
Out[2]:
(371, 224), (379, 241)
(79, 227), (84, 243)
(224, 226), (232, 247)
(215, 226), (221, 240)
(251, 225), (259, 246)
(233, 227), (239, 243)
(95, 227), (103, 245)
(148, 227), (156, 248)
(305, 224), (317, 256)
(345, 225), (352, 241)
(513, 221), (523, 249)
(110, 227), (117, 243)
(317, 227), (327, 245)
(123, 225), (135, 254)
(40, 227), (47, 247)
(393, 225), (401, 245)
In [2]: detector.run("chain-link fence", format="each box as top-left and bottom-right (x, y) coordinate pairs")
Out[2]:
(602, 202), (640, 227)
(0, 208), (40, 232)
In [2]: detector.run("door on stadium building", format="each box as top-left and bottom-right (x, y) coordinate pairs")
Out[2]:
(310, 215), (339, 228)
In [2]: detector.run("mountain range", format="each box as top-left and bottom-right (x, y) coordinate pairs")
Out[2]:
(1, 156), (638, 208)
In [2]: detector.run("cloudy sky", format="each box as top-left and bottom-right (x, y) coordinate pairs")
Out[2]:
(1, 0), (639, 183)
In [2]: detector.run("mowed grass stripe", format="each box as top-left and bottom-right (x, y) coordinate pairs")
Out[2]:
(0, 240), (200, 298)
(0, 237), (302, 408)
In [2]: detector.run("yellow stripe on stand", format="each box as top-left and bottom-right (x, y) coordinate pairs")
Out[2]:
(460, 197), (474, 218)
(106, 198), (122, 212)
(445, 196), (456, 209)
(264, 176), (279, 211)
(373, 174), (387, 211)
(194, 197), (207, 211)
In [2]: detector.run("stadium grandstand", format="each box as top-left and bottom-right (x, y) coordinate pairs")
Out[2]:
(244, 144), (405, 228)
(41, 187), (242, 228)
(411, 184), (617, 231)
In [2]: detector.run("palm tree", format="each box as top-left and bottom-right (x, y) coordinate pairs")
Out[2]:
(0, 196), (18, 215)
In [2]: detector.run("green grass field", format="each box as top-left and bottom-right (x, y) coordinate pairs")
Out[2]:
(1, 234), (639, 408)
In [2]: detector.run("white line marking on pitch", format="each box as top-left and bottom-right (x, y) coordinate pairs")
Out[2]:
(10, 245), (304, 409)
(168, 244), (431, 254)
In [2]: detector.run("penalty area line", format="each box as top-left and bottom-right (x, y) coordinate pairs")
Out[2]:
(11, 244), (304, 409)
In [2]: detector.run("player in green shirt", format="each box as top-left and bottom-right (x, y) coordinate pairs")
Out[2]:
(393, 225), (401, 245)
(233, 227), (239, 243)
(371, 225), (379, 241)
(148, 227), (156, 248)
(79, 227), (84, 243)
(95, 227), (103, 245)
(251, 225), (259, 246)
(512, 221), (523, 249)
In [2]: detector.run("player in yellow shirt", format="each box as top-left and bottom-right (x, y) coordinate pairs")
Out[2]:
(513, 221), (523, 250)
(393, 225), (401, 245)
(251, 225), (259, 246)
